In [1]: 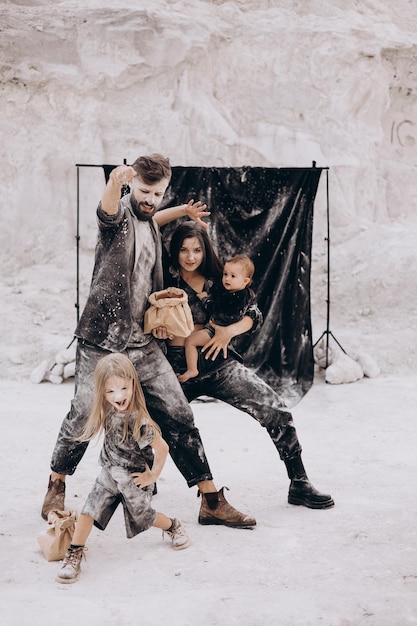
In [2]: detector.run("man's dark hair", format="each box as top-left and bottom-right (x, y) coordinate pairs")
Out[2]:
(131, 154), (172, 184)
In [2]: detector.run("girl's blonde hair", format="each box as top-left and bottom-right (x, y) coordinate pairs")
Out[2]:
(78, 353), (160, 444)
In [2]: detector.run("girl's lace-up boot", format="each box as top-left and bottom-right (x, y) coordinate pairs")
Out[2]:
(56, 545), (86, 584)
(163, 519), (190, 550)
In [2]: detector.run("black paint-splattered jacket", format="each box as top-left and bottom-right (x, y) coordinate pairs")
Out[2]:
(75, 194), (163, 351)
(202, 282), (255, 326)
(166, 269), (263, 331)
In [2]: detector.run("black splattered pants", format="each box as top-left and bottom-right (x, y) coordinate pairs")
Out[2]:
(167, 347), (303, 463)
(50, 338), (213, 487)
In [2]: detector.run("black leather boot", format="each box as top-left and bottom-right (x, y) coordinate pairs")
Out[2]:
(288, 479), (335, 509)
(285, 455), (334, 509)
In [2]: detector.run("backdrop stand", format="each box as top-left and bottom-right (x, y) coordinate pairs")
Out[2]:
(47, 160), (127, 372)
(72, 161), (327, 401)
(312, 164), (346, 367)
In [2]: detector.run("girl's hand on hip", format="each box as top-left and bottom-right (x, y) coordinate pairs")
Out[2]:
(131, 465), (156, 488)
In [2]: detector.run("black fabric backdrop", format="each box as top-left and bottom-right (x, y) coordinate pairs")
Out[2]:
(158, 166), (323, 407)
(100, 164), (322, 406)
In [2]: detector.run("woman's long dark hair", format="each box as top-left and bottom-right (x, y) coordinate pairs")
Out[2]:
(168, 222), (223, 280)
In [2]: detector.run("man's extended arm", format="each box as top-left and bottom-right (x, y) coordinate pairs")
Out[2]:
(102, 165), (136, 215)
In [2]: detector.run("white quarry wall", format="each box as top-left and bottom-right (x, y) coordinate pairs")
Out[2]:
(1, 0), (417, 267)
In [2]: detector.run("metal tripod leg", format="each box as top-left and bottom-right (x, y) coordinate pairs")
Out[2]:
(312, 167), (347, 369)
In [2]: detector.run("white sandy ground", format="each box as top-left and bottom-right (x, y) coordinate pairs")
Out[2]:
(1, 371), (416, 626)
(1, 217), (417, 625)
(2, 1), (417, 620)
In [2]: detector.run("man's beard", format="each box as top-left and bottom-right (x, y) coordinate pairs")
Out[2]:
(130, 194), (157, 221)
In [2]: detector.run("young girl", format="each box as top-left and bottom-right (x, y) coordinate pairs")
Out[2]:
(178, 254), (257, 383)
(56, 353), (190, 584)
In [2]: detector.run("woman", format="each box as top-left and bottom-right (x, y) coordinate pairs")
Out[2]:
(163, 221), (334, 511)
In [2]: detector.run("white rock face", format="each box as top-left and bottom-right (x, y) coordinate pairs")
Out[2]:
(2, 0), (417, 261)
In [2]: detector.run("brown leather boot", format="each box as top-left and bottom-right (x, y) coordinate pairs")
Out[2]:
(198, 487), (256, 529)
(41, 475), (66, 521)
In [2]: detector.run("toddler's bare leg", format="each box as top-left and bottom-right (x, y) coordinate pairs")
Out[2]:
(178, 330), (210, 382)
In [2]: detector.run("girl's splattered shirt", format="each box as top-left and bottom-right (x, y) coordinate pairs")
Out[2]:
(99, 410), (155, 472)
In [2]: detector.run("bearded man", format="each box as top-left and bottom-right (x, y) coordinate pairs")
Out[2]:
(41, 154), (257, 530)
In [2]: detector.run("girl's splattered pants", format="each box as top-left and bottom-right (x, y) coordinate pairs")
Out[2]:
(81, 466), (157, 538)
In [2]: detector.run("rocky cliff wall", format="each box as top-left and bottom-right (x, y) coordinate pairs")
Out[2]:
(2, 0), (417, 268)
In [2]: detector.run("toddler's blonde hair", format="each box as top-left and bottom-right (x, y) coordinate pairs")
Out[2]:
(225, 254), (255, 283)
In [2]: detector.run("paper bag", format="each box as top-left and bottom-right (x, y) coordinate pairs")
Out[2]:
(37, 509), (78, 562)
(144, 287), (194, 338)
